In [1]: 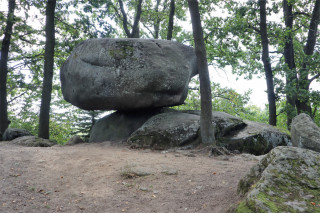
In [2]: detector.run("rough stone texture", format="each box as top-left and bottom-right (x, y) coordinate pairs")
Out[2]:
(182, 110), (246, 137)
(220, 120), (291, 155)
(10, 136), (56, 147)
(66, 135), (84, 145)
(89, 108), (174, 142)
(291, 113), (320, 152)
(234, 146), (320, 213)
(60, 38), (198, 110)
(128, 112), (200, 150)
(3, 128), (33, 141)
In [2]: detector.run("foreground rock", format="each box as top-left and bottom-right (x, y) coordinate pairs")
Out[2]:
(10, 136), (56, 147)
(2, 128), (32, 141)
(128, 111), (245, 150)
(220, 120), (291, 155)
(89, 108), (173, 142)
(60, 38), (197, 110)
(235, 146), (320, 212)
(291, 113), (320, 152)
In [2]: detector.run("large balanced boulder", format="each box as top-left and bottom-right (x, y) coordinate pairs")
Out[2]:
(60, 38), (198, 110)
(235, 146), (320, 213)
(291, 113), (320, 152)
(220, 120), (291, 155)
(89, 108), (174, 142)
(3, 128), (32, 141)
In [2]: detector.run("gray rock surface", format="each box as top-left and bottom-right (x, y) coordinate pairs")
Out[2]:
(235, 146), (320, 213)
(291, 113), (320, 152)
(128, 112), (200, 150)
(220, 120), (291, 155)
(182, 110), (246, 137)
(3, 128), (33, 141)
(10, 136), (56, 147)
(60, 38), (197, 110)
(89, 108), (174, 142)
(66, 135), (84, 145)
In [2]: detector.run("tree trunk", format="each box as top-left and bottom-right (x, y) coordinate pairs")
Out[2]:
(296, 0), (320, 115)
(154, 0), (161, 39)
(188, 0), (215, 144)
(167, 0), (175, 40)
(118, 0), (131, 37)
(282, 0), (297, 128)
(131, 0), (143, 38)
(259, 0), (277, 126)
(0, 0), (15, 136)
(38, 0), (56, 139)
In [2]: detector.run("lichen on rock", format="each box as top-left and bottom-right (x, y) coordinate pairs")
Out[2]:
(235, 146), (320, 213)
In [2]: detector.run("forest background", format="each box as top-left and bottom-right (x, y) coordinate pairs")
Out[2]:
(1, 0), (320, 144)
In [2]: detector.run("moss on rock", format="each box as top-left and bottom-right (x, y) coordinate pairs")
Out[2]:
(234, 146), (320, 213)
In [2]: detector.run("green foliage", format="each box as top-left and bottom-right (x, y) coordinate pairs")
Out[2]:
(174, 77), (270, 124)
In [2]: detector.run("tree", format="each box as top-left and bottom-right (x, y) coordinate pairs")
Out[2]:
(188, 0), (215, 144)
(282, 0), (297, 128)
(38, 0), (56, 139)
(167, 0), (175, 40)
(295, 0), (320, 115)
(118, 0), (143, 38)
(0, 0), (16, 137)
(259, 0), (277, 126)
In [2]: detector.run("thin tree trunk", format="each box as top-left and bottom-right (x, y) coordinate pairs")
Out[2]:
(0, 0), (15, 136)
(167, 0), (175, 40)
(154, 0), (161, 39)
(283, 0), (297, 128)
(38, 0), (56, 139)
(118, 0), (131, 37)
(131, 0), (143, 38)
(188, 0), (215, 144)
(296, 0), (320, 115)
(259, 0), (277, 126)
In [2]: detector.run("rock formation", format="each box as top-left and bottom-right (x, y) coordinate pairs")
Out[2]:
(60, 38), (198, 110)
(2, 128), (32, 141)
(291, 113), (320, 152)
(61, 38), (291, 154)
(10, 136), (56, 147)
(221, 120), (291, 155)
(235, 146), (320, 212)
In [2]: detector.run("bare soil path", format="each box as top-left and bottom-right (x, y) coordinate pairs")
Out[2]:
(0, 142), (258, 213)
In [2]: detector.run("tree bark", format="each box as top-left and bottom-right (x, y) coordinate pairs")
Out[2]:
(188, 0), (215, 144)
(38, 0), (56, 139)
(0, 0), (15, 136)
(118, 0), (143, 38)
(283, 0), (297, 128)
(131, 0), (143, 38)
(154, 0), (161, 39)
(296, 0), (320, 115)
(118, 0), (131, 37)
(167, 0), (175, 40)
(259, 0), (277, 126)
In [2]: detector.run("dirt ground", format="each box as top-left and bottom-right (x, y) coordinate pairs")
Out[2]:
(0, 141), (258, 213)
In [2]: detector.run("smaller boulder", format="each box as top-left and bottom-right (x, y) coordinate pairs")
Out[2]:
(10, 136), (56, 147)
(128, 112), (200, 150)
(3, 128), (33, 141)
(220, 120), (291, 155)
(66, 135), (84, 145)
(291, 113), (320, 152)
(89, 108), (174, 142)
